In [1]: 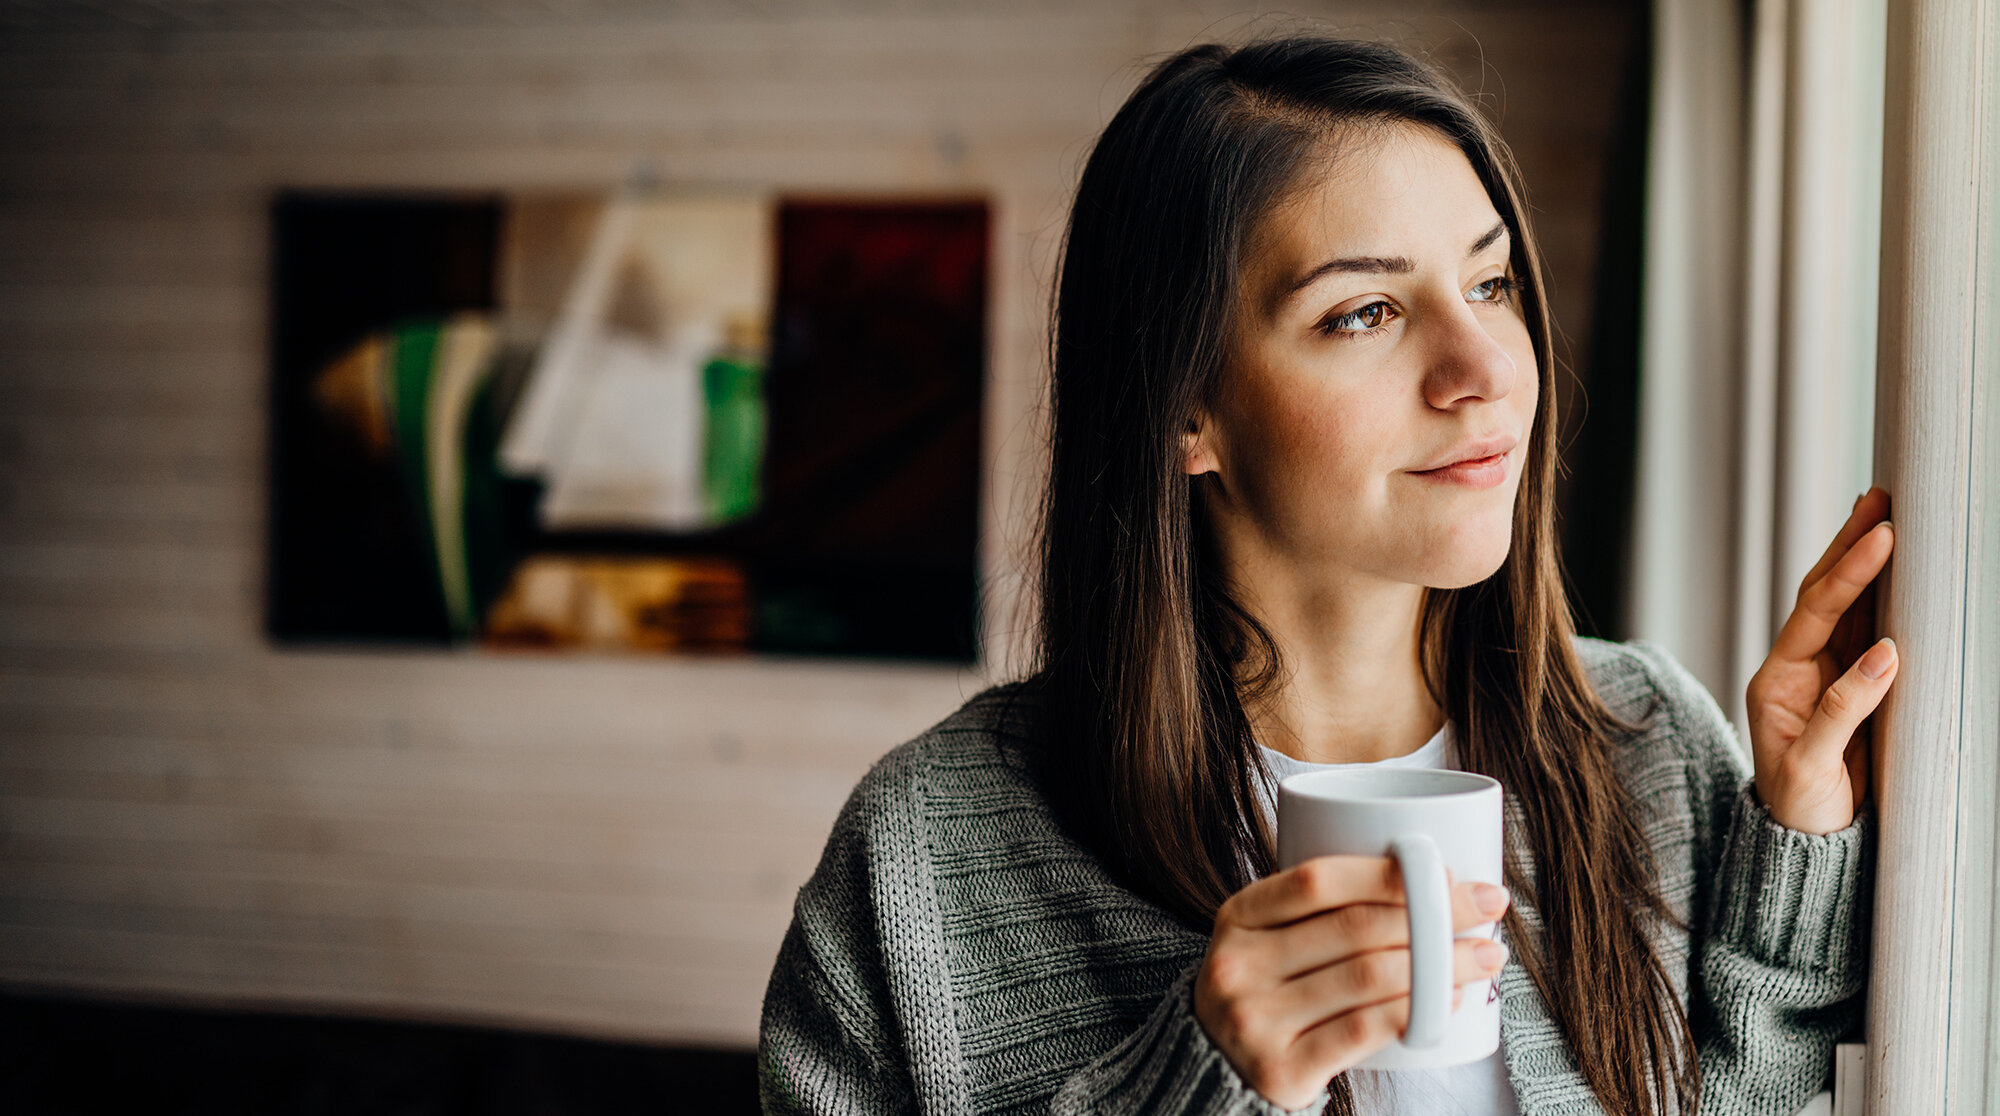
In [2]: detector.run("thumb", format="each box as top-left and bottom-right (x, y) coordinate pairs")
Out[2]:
(1798, 638), (1898, 768)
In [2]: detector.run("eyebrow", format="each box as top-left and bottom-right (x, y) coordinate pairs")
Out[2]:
(1281, 218), (1512, 300)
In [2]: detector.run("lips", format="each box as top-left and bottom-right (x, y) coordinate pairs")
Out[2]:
(1413, 434), (1519, 473)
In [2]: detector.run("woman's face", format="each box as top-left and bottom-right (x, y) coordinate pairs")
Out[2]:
(1191, 123), (1539, 593)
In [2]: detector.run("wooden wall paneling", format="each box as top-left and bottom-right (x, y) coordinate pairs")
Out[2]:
(0, 923), (777, 1044)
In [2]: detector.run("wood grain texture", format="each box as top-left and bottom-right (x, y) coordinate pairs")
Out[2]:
(1865, 0), (1995, 1110)
(0, 2), (1641, 1046)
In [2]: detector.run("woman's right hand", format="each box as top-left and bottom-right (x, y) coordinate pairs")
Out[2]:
(1192, 856), (1512, 1110)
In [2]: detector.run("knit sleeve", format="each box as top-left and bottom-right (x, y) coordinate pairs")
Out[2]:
(1049, 962), (1329, 1116)
(1625, 641), (1874, 1116)
(759, 915), (918, 1115)
(1693, 783), (1872, 1115)
(757, 753), (925, 1115)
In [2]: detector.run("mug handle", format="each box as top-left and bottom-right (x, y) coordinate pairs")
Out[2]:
(1389, 834), (1452, 1050)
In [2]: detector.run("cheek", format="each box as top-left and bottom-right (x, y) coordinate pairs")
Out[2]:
(1221, 372), (1396, 509)
(1498, 320), (1541, 413)
(1519, 370), (1541, 424)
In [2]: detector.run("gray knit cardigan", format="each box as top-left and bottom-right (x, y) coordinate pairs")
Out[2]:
(758, 637), (1872, 1115)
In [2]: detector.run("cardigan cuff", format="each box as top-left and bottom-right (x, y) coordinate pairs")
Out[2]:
(1711, 781), (1874, 976)
(1053, 961), (1327, 1116)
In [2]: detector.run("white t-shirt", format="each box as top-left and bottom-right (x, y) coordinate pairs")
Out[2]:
(1257, 723), (1522, 1116)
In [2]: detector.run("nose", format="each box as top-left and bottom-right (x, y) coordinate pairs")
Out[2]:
(1420, 301), (1518, 410)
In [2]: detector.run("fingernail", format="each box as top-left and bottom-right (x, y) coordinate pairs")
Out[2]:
(1475, 940), (1507, 970)
(1472, 883), (1510, 917)
(1860, 638), (1896, 680)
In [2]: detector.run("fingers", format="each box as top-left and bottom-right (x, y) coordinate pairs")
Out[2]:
(1262, 881), (1510, 979)
(1770, 520), (1893, 666)
(1781, 637), (1898, 827)
(1805, 636), (1898, 741)
(1228, 857), (1509, 933)
(1287, 997), (1406, 1084)
(1800, 487), (1890, 665)
(1277, 938), (1508, 1068)
(1459, 882), (1510, 931)
(1199, 874), (1511, 1110)
(1830, 572), (1875, 664)
(1224, 856), (1403, 929)
(1796, 487), (1891, 602)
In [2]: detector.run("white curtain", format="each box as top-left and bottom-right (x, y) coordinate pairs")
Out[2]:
(1630, 0), (1885, 746)
(1639, 1), (2000, 1108)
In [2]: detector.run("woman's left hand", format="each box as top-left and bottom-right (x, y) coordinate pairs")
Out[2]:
(1745, 486), (1899, 835)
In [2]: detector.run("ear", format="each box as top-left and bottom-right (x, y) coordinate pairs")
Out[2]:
(1182, 409), (1222, 477)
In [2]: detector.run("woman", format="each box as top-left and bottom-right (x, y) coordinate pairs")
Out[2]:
(760, 37), (1890, 1115)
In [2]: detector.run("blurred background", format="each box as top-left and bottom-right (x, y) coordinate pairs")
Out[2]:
(0, 0), (1889, 1111)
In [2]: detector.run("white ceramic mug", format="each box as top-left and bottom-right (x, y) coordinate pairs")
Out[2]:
(1276, 767), (1504, 1070)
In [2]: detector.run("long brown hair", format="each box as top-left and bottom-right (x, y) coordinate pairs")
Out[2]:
(1033, 37), (1698, 1114)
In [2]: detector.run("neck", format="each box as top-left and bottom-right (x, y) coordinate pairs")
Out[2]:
(1227, 561), (1444, 766)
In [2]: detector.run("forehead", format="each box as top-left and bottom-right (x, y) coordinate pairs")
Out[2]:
(1245, 123), (1502, 293)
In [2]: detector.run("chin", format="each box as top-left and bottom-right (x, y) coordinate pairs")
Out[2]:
(1424, 562), (1508, 591)
(1412, 526), (1514, 590)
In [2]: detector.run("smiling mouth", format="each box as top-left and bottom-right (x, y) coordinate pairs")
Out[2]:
(1410, 452), (1510, 489)
(1416, 453), (1505, 473)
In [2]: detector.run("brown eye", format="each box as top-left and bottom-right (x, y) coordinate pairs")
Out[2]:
(1323, 300), (1396, 335)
